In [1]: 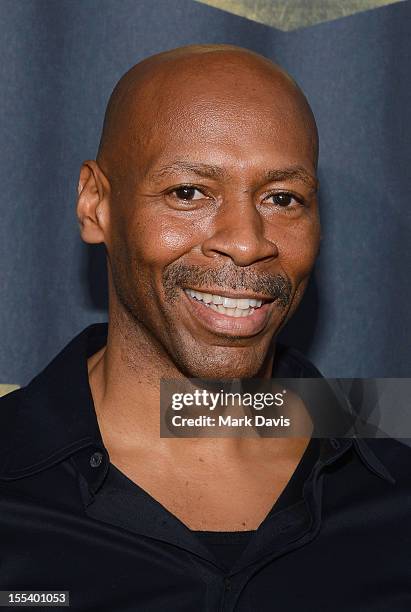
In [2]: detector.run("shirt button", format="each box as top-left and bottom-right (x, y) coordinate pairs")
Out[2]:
(224, 577), (231, 591)
(90, 451), (103, 468)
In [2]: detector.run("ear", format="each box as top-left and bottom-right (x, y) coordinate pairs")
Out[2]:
(76, 160), (111, 244)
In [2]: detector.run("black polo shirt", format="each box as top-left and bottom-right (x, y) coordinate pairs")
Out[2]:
(1, 323), (410, 611)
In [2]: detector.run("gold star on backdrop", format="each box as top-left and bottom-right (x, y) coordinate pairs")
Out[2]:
(0, 384), (20, 397)
(194, 0), (404, 31)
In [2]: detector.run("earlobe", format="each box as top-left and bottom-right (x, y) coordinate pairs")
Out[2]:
(76, 160), (111, 244)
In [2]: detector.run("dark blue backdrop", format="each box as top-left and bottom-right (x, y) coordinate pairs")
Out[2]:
(1, 0), (410, 385)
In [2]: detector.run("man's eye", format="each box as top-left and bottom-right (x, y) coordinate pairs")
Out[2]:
(266, 193), (298, 207)
(172, 186), (204, 201)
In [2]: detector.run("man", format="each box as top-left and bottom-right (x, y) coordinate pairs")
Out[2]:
(0, 44), (410, 611)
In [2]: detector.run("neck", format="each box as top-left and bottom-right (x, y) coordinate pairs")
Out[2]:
(88, 310), (298, 459)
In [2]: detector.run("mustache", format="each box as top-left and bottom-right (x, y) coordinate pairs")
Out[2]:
(163, 262), (292, 308)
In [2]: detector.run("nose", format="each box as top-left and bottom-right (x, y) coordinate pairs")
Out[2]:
(201, 200), (278, 267)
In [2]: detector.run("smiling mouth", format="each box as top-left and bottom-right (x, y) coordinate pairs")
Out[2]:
(184, 288), (273, 318)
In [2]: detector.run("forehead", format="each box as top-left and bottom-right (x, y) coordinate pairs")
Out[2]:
(111, 56), (317, 179)
(148, 103), (312, 175)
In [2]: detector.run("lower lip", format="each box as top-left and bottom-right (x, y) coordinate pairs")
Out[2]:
(183, 291), (274, 337)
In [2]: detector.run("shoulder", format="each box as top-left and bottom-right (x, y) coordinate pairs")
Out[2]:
(0, 386), (30, 472)
(365, 436), (411, 483)
(273, 343), (323, 378)
(0, 385), (28, 421)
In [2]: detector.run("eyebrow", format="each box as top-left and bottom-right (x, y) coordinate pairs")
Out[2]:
(149, 161), (227, 182)
(262, 167), (318, 190)
(149, 161), (317, 191)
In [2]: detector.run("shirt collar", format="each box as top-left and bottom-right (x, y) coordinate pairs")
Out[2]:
(0, 323), (106, 482)
(0, 323), (395, 488)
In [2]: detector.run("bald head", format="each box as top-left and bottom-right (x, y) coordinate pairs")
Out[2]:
(97, 44), (318, 181)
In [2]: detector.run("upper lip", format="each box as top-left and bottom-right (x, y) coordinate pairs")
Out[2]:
(183, 286), (274, 303)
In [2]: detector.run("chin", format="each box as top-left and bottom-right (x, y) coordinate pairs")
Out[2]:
(176, 346), (268, 380)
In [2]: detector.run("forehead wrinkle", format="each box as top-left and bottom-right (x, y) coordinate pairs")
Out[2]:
(148, 161), (229, 183)
(262, 166), (318, 190)
(147, 161), (317, 191)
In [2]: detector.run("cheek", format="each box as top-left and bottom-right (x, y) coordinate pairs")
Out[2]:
(129, 211), (203, 265)
(276, 219), (320, 281)
(156, 219), (194, 254)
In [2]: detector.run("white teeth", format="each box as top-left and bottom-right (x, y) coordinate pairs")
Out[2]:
(207, 303), (255, 317)
(236, 298), (252, 310)
(224, 307), (236, 316)
(185, 288), (267, 317)
(223, 297), (237, 308)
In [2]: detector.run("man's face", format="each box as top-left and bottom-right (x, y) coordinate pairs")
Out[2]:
(106, 63), (320, 378)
